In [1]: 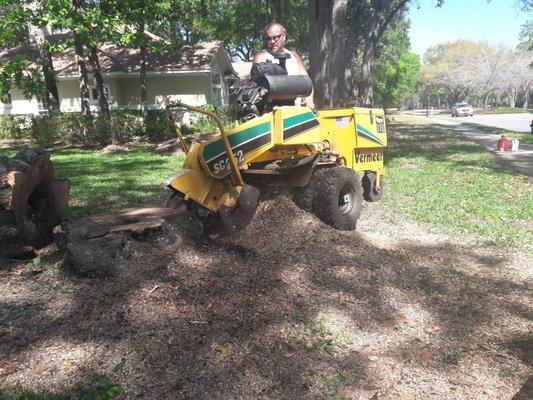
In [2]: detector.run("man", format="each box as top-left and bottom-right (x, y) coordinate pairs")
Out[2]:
(253, 22), (314, 109)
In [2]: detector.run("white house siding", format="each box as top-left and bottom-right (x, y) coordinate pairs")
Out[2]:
(57, 79), (81, 112)
(110, 74), (208, 110)
(0, 73), (223, 115)
(148, 74), (209, 108)
(58, 77), (120, 112)
(2, 88), (42, 115)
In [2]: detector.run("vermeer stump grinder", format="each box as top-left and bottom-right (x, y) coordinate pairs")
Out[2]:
(164, 58), (387, 233)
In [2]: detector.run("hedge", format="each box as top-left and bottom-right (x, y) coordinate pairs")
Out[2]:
(0, 105), (236, 146)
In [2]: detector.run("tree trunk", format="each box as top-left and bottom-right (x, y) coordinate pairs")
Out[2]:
(0, 149), (69, 258)
(30, 26), (60, 111)
(309, 0), (347, 108)
(358, 0), (409, 107)
(330, 0), (347, 106)
(344, 22), (359, 102)
(484, 92), (492, 106)
(273, 0), (290, 25)
(523, 88), (529, 109)
(359, 31), (376, 107)
(309, 0), (331, 109)
(139, 21), (148, 124)
(41, 47), (60, 111)
(509, 90), (516, 108)
(71, 1), (92, 119)
(87, 44), (112, 138)
(73, 34), (91, 118)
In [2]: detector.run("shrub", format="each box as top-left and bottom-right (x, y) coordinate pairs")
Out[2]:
(0, 115), (31, 140)
(0, 104), (236, 146)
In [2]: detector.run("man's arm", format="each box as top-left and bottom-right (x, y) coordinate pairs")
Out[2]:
(293, 52), (315, 109)
(253, 52), (267, 64)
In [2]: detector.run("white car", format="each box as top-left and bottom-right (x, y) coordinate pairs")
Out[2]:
(452, 102), (474, 117)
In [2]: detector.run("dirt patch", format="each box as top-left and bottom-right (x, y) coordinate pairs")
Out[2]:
(99, 144), (132, 154)
(1, 194), (531, 399)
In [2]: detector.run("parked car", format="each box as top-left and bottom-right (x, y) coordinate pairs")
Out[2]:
(452, 102), (474, 117)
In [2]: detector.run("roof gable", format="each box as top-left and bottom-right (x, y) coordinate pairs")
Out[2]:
(0, 40), (231, 77)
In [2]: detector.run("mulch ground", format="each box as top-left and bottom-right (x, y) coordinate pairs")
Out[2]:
(1, 193), (531, 399)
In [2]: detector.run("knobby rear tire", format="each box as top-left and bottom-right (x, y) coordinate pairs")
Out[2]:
(313, 166), (363, 231)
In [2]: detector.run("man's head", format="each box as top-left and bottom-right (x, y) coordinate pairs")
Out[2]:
(263, 22), (286, 54)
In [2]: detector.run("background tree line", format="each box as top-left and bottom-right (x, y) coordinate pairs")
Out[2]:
(0, 0), (424, 116)
(420, 40), (532, 110)
(0, 0), (531, 131)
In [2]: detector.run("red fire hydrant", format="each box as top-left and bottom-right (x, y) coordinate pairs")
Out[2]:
(497, 135), (509, 151)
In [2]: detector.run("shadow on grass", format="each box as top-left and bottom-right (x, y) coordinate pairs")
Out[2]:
(48, 149), (184, 219)
(386, 121), (518, 176)
(1, 205), (531, 398)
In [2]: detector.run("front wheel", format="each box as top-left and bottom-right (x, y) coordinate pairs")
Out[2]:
(362, 172), (383, 202)
(313, 167), (363, 231)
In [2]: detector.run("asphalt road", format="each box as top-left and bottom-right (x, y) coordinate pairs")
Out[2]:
(437, 112), (532, 133)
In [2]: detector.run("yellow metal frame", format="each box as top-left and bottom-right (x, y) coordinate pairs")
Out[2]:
(164, 103), (387, 212)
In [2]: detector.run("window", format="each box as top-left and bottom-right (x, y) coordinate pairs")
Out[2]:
(211, 73), (223, 105)
(89, 85), (111, 104)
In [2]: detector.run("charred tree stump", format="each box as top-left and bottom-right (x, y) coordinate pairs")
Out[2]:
(0, 149), (69, 258)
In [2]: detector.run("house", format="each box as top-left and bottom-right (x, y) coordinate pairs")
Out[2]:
(0, 38), (238, 120)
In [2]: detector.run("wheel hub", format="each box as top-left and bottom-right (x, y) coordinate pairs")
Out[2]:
(338, 184), (354, 215)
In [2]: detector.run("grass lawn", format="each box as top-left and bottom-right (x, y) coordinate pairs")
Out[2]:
(383, 115), (532, 252)
(0, 143), (185, 220)
(475, 106), (531, 114)
(2, 118), (532, 252)
(460, 122), (533, 145)
(51, 145), (185, 219)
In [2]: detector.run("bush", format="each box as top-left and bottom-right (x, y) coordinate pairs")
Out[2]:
(0, 104), (236, 146)
(183, 104), (237, 134)
(0, 115), (30, 140)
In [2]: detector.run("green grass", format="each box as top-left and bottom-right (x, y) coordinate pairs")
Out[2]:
(460, 122), (533, 145)
(475, 106), (531, 115)
(384, 115), (533, 253)
(0, 374), (124, 400)
(0, 143), (185, 219)
(51, 145), (184, 219)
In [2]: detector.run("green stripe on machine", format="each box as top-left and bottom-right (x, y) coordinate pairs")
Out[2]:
(283, 112), (316, 129)
(203, 121), (271, 162)
(356, 123), (385, 146)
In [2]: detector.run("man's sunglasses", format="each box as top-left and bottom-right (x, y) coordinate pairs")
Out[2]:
(264, 33), (284, 43)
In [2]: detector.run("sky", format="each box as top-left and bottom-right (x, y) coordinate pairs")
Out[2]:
(408, 0), (529, 58)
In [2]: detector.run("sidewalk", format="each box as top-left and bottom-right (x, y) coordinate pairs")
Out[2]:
(420, 116), (533, 177)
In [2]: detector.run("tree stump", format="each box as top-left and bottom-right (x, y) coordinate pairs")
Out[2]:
(55, 207), (203, 277)
(0, 149), (69, 258)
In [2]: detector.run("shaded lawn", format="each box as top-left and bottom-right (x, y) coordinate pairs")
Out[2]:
(50, 146), (184, 219)
(2, 117), (532, 252)
(383, 115), (532, 253)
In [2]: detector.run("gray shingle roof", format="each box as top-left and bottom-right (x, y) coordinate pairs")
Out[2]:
(0, 40), (223, 76)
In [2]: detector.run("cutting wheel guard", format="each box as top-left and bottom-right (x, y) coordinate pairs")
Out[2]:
(165, 101), (261, 232)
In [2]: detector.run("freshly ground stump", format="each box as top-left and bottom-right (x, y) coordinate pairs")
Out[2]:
(56, 207), (203, 277)
(0, 149), (69, 258)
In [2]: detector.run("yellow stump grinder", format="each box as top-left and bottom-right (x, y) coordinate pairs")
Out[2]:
(164, 61), (387, 233)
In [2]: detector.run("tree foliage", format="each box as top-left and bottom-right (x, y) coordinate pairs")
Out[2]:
(518, 20), (533, 50)
(421, 40), (533, 108)
(373, 18), (420, 110)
